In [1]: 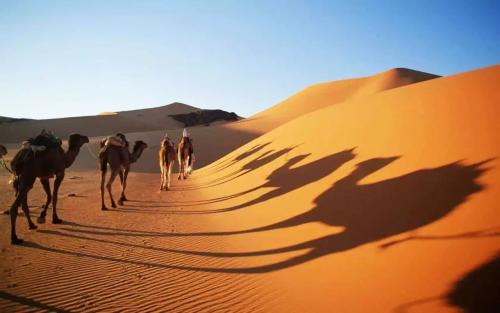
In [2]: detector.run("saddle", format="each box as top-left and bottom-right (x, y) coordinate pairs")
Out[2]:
(99, 134), (130, 166)
(12, 130), (62, 175)
(23, 130), (62, 153)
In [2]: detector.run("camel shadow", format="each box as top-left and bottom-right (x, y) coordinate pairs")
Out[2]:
(28, 154), (493, 275)
(177, 148), (356, 212)
(447, 254), (500, 313)
(162, 156), (492, 273)
(180, 144), (300, 190)
(209, 142), (272, 172)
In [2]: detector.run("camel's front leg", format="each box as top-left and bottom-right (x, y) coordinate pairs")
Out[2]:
(52, 172), (65, 224)
(10, 176), (35, 245)
(118, 167), (129, 205)
(107, 170), (119, 208)
(21, 192), (37, 230)
(10, 191), (24, 244)
(38, 178), (52, 222)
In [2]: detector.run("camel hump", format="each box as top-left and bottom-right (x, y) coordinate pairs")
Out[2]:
(30, 131), (61, 149)
(104, 136), (126, 147)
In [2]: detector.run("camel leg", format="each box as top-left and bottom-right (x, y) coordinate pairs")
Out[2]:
(178, 156), (183, 180)
(107, 170), (119, 208)
(51, 173), (65, 224)
(10, 192), (24, 244)
(21, 192), (37, 230)
(160, 164), (165, 190)
(118, 168), (129, 205)
(39, 178), (51, 221)
(167, 160), (173, 189)
(160, 163), (165, 190)
(100, 170), (108, 210)
(10, 176), (35, 245)
(184, 156), (190, 179)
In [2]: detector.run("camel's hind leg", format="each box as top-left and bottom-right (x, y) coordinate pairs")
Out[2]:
(38, 178), (51, 222)
(106, 170), (119, 208)
(10, 192), (24, 244)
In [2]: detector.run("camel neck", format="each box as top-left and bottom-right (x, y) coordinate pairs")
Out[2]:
(130, 147), (145, 163)
(64, 146), (81, 168)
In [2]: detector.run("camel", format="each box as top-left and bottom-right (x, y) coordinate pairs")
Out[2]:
(159, 136), (176, 190)
(99, 138), (148, 210)
(177, 133), (193, 180)
(8, 133), (89, 244)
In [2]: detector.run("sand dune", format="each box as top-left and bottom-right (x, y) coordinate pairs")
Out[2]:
(1, 65), (498, 312)
(186, 64), (499, 311)
(71, 67), (441, 172)
(0, 102), (197, 143)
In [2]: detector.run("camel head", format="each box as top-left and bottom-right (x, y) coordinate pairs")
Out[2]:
(133, 140), (148, 152)
(133, 140), (148, 151)
(130, 140), (148, 163)
(68, 134), (90, 150)
(0, 144), (7, 158)
(161, 137), (174, 148)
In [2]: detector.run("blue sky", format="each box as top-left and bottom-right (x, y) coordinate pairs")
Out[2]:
(0, 0), (499, 119)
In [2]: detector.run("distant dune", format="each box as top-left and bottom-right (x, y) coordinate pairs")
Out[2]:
(0, 102), (198, 143)
(0, 116), (32, 124)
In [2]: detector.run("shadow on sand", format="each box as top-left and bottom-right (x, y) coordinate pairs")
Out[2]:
(447, 254), (500, 313)
(0, 291), (69, 313)
(26, 150), (494, 274)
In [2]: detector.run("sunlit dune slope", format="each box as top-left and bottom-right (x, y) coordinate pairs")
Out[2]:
(235, 67), (439, 133)
(186, 64), (499, 312)
(0, 102), (197, 143)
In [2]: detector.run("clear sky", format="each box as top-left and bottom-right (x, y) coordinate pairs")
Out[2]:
(1, 0), (499, 119)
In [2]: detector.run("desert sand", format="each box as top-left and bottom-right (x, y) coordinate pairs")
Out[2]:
(1, 65), (499, 312)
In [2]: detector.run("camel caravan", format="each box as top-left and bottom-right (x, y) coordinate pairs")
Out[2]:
(2, 128), (195, 245)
